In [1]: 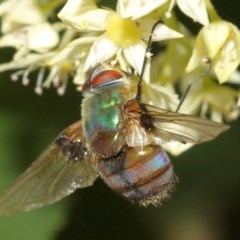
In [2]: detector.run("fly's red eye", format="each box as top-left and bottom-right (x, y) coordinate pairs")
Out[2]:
(91, 70), (123, 88)
(82, 68), (123, 92)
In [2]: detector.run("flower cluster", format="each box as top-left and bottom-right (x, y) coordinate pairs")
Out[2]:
(0, 0), (94, 95)
(0, 0), (239, 154)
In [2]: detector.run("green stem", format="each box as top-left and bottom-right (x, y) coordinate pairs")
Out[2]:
(205, 0), (221, 22)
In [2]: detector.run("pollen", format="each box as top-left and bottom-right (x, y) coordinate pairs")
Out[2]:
(106, 13), (141, 47)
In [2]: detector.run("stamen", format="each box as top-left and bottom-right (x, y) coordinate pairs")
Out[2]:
(11, 73), (19, 82)
(165, 0), (175, 18)
(34, 86), (43, 95)
(34, 68), (45, 95)
(36, 68), (45, 87)
(22, 77), (29, 86)
(11, 70), (25, 81)
(57, 82), (67, 96)
(22, 69), (31, 85)
(53, 76), (60, 87)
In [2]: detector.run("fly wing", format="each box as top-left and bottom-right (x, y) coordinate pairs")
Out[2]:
(143, 104), (229, 144)
(0, 121), (98, 216)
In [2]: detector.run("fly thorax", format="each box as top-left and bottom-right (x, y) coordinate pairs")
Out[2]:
(81, 64), (133, 157)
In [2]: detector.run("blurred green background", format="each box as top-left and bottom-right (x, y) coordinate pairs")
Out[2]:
(0, 1), (240, 240)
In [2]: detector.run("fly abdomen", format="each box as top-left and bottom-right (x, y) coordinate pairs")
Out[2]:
(96, 145), (177, 206)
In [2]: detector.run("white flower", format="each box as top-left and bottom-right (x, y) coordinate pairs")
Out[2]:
(142, 82), (179, 110)
(117, 0), (209, 26)
(175, 0), (209, 26)
(0, 28), (93, 95)
(178, 75), (240, 122)
(0, 22), (59, 54)
(0, 0), (44, 33)
(44, 36), (97, 94)
(186, 21), (240, 84)
(58, 0), (183, 83)
(0, 0), (85, 95)
(117, 0), (168, 19)
(165, 0), (209, 25)
(27, 23), (60, 53)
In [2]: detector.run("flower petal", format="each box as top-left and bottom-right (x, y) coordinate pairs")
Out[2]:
(83, 34), (118, 71)
(152, 23), (183, 41)
(123, 40), (150, 82)
(0, 29), (27, 48)
(142, 82), (179, 110)
(213, 41), (239, 84)
(230, 23), (240, 62)
(202, 21), (230, 59)
(73, 64), (85, 86)
(185, 48), (201, 73)
(27, 23), (59, 53)
(58, 0), (109, 31)
(140, 20), (183, 41)
(117, 0), (168, 19)
(177, 0), (209, 26)
(227, 70), (240, 84)
(48, 36), (97, 65)
(0, 0), (44, 33)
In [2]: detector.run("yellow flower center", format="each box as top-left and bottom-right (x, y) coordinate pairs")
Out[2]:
(106, 13), (141, 47)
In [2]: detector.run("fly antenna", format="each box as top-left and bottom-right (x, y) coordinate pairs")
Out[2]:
(175, 58), (211, 113)
(135, 20), (162, 102)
